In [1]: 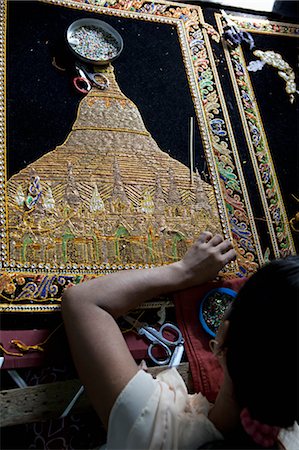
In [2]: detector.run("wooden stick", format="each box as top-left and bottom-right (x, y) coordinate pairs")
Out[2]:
(189, 117), (194, 185)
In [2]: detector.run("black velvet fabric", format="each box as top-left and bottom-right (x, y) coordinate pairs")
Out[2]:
(7, 1), (205, 176)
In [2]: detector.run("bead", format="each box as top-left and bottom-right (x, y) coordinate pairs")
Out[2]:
(202, 291), (234, 335)
(69, 25), (120, 62)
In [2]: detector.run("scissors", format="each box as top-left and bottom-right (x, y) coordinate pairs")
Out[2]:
(124, 315), (184, 367)
(73, 63), (110, 94)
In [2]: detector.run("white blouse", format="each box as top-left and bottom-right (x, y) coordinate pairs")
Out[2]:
(105, 367), (223, 449)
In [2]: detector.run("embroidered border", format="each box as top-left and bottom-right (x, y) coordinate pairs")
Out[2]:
(196, 6), (263, 270)
(222, 14), (299, 37)
(1, 0), (262, 311)
(215, 13), (296, 259)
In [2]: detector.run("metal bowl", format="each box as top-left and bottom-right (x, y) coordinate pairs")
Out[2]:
(66, 18), (123, 65)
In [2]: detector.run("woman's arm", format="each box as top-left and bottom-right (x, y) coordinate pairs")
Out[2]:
(61, 232), (236, 428)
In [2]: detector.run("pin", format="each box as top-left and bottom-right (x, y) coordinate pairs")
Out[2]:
(59, 385), (85, 418)
(189, 117), (194, 185)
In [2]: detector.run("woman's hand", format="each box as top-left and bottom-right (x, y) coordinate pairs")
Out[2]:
(173, 232), (236, 289)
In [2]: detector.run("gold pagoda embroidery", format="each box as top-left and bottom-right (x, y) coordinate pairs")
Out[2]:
(7, 66), (222, 267)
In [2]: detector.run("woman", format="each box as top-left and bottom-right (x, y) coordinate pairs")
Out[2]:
(62, 232), (298, 449)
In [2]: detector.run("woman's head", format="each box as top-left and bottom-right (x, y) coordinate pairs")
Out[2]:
(222, 256), (299, 428)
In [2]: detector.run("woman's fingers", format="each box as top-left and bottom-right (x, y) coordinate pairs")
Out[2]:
(214, 238), (236, 263)
(197, 231), (213, 243)
(178, 232), (237, 287)
(209, 234), (223, 247)
(221, 248), (237, 265)
(217, 239), (234, 254)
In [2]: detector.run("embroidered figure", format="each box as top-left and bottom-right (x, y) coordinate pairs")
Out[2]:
(43, 186), (56, 211)
(25, 169), (42, 210)
(140, 190), (154, 215)
(90, 183), (105, 213)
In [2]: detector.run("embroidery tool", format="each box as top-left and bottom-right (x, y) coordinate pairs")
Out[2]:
(0, 348), (4, 369)
(199, 288), (237, 337)
(73, 63), (109, 94)
(189, 117), (194, 185)
(59, 385), (85, 419)
(123, 315), (184, 367)
(7, 370), (28, 389)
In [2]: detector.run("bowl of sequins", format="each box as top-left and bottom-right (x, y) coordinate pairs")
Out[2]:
(66, 19), (123, 65)
(199, 288), (237, 337)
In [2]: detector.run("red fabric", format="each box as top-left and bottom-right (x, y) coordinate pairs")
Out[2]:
(0, 329), (49, 369)
(0, 329), (165, 370)
(174, 278), (247, 402)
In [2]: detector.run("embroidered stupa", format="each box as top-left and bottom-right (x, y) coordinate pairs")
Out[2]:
(7, 66), (222, 267)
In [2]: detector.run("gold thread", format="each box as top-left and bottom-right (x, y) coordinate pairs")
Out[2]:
(11, 323), (63, 353)
(0, 344), (23, 357)
(72, 126), (150, 136)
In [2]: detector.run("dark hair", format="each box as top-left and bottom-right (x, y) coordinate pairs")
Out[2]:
(224, 255), (299, 428)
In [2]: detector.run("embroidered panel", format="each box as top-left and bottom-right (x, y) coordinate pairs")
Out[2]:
(215, 13), (297, 260)
(1, 0), (267, 311)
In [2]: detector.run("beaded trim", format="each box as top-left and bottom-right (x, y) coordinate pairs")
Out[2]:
(215, 13), (296, 259)
(221, 14), (299, 37)
(1, 0), (261, 311)
(0, 1), (7, 268)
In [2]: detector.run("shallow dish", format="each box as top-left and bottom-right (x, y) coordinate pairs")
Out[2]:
(66, 18), (123, 65)
(199, 287), (237, 337)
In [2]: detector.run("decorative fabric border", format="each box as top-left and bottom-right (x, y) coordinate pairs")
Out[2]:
(215, 13), (296, 259)
(221, 14), (299, 37)
(1, 0), (263, 311)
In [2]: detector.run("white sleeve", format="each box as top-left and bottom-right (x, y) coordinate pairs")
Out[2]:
(106, 368), (223, 450)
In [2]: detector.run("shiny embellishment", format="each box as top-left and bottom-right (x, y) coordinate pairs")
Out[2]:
(90, 183), (105, 212)
(140, 190), (154, 215)
(201, 289), (236, 336)
(247, 60), (265, 72)
(253, 50), (297, 103)
(43, 186), (55, 210)
(25, 169), (42, 209)
(15, 185), (25, 206)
